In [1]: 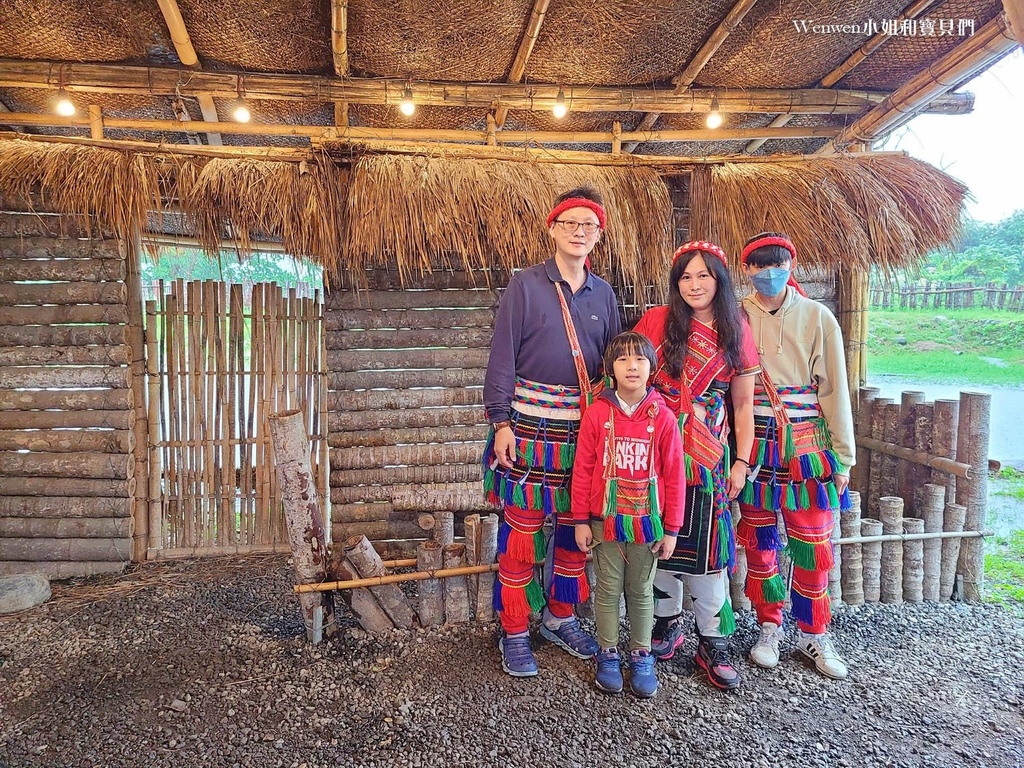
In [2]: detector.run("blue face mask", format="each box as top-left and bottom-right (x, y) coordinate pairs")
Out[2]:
(750, 267), (790, 297)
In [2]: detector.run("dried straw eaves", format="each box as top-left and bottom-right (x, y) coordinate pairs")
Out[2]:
(702, 155), (967, 274)
(342, 155), (673, 305)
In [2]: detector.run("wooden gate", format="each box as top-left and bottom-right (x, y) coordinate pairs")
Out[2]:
(145, 280), (327, 557)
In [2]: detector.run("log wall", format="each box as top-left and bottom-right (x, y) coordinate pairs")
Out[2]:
(0, 213), (134, 579)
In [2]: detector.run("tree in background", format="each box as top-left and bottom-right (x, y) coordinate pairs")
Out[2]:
(141, 247), (322, 300)
(921, 210), (1024, 286)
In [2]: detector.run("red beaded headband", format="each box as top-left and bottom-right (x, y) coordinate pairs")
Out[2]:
(546, 197), (607, 230)
(673, 240), (728, 267)
(741, 235), (797, 264)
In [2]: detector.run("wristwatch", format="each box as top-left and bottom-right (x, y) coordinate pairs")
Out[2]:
(491, 420), (512, 432)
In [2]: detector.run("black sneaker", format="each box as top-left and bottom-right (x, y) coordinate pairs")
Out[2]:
(695, 634), (741, 690)
(651, 616), (685, 660)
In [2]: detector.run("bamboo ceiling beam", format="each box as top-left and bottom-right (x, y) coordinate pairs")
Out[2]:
(0, 60), (973, 117)
(155, 0), (222, 146)
(745, 0), (941, 154)
(625, 0), (759, 152)
(494, 0), (550, 128)
(331, 0), (349, 128)
(818, 13), (1017, 155)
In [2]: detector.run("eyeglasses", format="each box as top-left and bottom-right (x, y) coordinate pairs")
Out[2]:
(554, 219), (601, 234)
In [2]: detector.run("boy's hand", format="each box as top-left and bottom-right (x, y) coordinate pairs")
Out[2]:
(574, 523), (594, 552)
(651, 534), (677, 560)
(834, 473), (849, 495)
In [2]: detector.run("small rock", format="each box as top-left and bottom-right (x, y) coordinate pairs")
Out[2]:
(169, 699), (188, 712)
(0, 572), (51, 614)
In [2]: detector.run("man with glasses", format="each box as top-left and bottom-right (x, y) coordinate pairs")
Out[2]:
(484, 186), (621, 677)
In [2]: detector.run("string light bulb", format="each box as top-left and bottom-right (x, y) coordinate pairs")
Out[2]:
(705, 94), (722, 129)
(55, 88), (76, 117)
(399, 84), (416, 116)
(552, 87), (568, 119)
(232, 101), (251, 123)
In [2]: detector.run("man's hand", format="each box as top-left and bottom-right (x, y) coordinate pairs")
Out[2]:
(493, 426), (516, 469)
(834, 473), (849, 495)
(651, 534), (677, 561)
(574, 523), (594, 553)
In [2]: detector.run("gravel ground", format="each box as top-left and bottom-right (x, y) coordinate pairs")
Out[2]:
(1, 555), (1022, 768)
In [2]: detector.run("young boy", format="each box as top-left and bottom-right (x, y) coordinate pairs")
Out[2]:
(571, 332), (685, 697)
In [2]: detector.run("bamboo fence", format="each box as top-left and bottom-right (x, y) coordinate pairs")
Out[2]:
(871, 281), (1024, 311)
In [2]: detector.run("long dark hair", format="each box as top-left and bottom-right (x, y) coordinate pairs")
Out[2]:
(662, 249), (745, 379)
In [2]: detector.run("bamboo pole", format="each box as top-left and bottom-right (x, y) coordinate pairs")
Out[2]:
(494, 0), (550, 128)
(955, 391), (991, 601)
(834, 529), (987, 545)
(854, 437), (972, 479)
(296, 562), (501, 593)
(145, 300), (164, 555)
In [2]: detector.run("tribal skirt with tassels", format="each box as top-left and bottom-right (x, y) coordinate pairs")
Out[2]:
(483, 379), (590, 619)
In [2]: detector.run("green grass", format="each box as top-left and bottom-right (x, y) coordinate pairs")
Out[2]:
(985, 530), (1024, 609)
(993, 467), (1024, 502)
(869, 307), (1024, 385)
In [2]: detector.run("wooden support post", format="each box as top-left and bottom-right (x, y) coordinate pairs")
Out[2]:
(476, 513), (499, 622)
(920, 483), (945, 601)
(940, 502), (967, 600)
(853, 386), (879, 498)
(416, 540), (444, 626)
(269, 409), (336, 642)
(902, 517), (925, 603)
(878, 496), (904, 604)
(442, 544), (471, 624)
(611, 121), (622, 155)
(828, 505), (843, 609)
(88, 104), (103, 139)
(433, 510), (454, 547)
(912, 401), (934, 512)
(868, 397), (893, 517)
(861, 519), (883, 603)
(486, 113), (497, 146)
(932, 399), (960, 505)
(125, 235), (150, 565)
(343, 535), (415, 629)
(955, 391), (990, 601)
(880, 403), (901, 500)
(464, 514), (481, 615)
(840, 491), (864, 605)
(898, 391), (925, 514)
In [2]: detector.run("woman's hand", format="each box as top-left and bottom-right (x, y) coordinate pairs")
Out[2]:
(574, 523), (594, 553)
(727, 460), (748, 499)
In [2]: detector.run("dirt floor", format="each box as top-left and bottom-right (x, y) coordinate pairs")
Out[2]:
(1, 555), (1022, 768)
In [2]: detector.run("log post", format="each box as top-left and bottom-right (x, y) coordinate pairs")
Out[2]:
(880, 404), (902, 501)
(902, 517), (925, 603)
(840, 491), (864, 605)
(955, 391), (990, 601)
(268, 409), (335, 642)
(442, 543), (471, 623)
(329, 553), (394, 633)
(878, 496), (904, 604)
(920, 483), (945, 601)
(828, 505), (843, 609)
(940, 502), (967, 601)
(476, 513), (499, 622)
(464, 514), (481, 616)
(868, 398), (893, 517)
(861, 519), (883, 603)
(853, 387), (879, 498)
(932, 399), (960, 505)
(898, 391), (925, 514)
(343, 535), (415, 629)
(912, 401), (934, 513)
(433, 510), (454, 547)
(416, 540), (444, 626)
(730, 546), (752, 612)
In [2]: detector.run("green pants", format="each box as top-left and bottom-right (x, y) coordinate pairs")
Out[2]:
(590, 521), (658, 652)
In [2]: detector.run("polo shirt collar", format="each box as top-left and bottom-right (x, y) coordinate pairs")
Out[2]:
(543, 257), (594, 292)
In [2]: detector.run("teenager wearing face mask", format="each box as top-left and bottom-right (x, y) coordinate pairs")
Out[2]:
(737, 232), (856, 680)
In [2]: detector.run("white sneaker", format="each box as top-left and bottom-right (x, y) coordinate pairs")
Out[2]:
(796, 631), (849, 680)
(749, 622), (783, 669)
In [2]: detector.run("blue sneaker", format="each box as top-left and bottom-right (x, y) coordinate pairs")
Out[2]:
(539, 619), (599, 659)
(629, 649), (658, 698)
(595, 648), (623, 693)
(498, 633), (538, 678)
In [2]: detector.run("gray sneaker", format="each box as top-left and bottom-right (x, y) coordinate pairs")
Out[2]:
(749, 621), (783, 669)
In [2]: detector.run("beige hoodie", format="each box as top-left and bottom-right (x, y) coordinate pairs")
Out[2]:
(741, 287), (856, 471)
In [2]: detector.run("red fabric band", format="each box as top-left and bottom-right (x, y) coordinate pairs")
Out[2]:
(741, 235), (797, 265)
(546, 198), (606, 229)
(673, 240), (728, 268)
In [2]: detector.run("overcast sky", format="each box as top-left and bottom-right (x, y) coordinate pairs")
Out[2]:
(878, 48), (1024, 223)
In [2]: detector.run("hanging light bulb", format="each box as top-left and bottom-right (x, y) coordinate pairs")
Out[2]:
(552, 87), (568, 119)
(399, 84), (416, 116)
(55, 88), (76, 117)
(705, 94), (722, 129)
(232, 101), (251, 123)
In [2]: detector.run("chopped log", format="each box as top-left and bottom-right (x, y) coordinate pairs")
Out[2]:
(268, 409), (335, 643)
(0, 495), (130, 518)
(0, 410), (131, 430)
(476, 513), (499, 622)
(330, 520), (434, 541)
(330, 502), (441, 524)
(955, 391), (990, 602)
(920, 483), (945, 601)
(0, 516), (131, 538)
(326, 307), (494, 331)
(840, 490), (864, 606)
(0, 388), (131, 411)
(329, 369), (485, 391)
(330, 442), (484, 470)
(902, 517), (925, 603)
(878, 496), (904, 604)
(329, 481), (493, 508)
(912, 402), (934, 512)
(932, 399), (959, 504)
(861, 519), (883, 603)
(343, 535), (415, 629)
(0, 366), (130, 389)
(329, 388), (483, 412)
(0, 537), (131, 562)
(853, 386), (879, 497)
(867, 397), (893, 517)
(0, 304), (128, 325)
(330, 406), (486, 433)
(0, 451), (131, 479)
(327, 289), (499, 310)
(0, 429), (132, 454)
(1, 477), (135, 497)
(442, 543), (471, 624)
(0, 345), (131, 366)
(417, 514), (436, 531)
(330, 463), (482, 487)
(0, 324), (129, 347)
(367, 539), (423, 560)
(828, 506), (843, 608)
(0, 281), (127, 305)
(0, 560), (126, 579)
(329, 425), (488, 448)
(433, 511), (454, 547)
(0, 232), (121, 254)
(324, 547), (393, 632)
(898, 391), (925, 514)
(327, 327), (493, 350)
(0, 257), (124, 282)
(328, 347), (491, 373)
(416, 540), (444, 626)
(730, 545), (752, 612)
(464, 513), (481, 614)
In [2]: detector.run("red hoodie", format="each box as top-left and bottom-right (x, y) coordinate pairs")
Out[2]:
(570, 387), (686, 543)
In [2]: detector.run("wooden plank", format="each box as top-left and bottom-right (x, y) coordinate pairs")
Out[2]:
(0, 324), (129, 347)
(0, 517), (131, 538)
(0, 537), (132, 562)
(0, 410), (131, 430)
(326, 327), (493, 350)
(330, 463), (482, 486)
(0, 304), (128, 325)
(0, 344), (131, 365)
(0, 428), (132, 453)
(328, 424), (487, 448)
(0, 366), (130, 388)
(0, 282), (127, 305)
(0, 495), (131, 518)
(331, 442), (484, 470)
(0, 560), (127, 579)
(0, 258), (125, 282)
(326, 290), (499, 310)
(329, 388), (483, 411)
(0, 451), (132, 479)
(328, 348), (490, 372)
(328, 369), (485, 390)
(329, 481), (490, 508)
(0, 388), (131, 411)
(325, 307), (495, 331)
(330, 405), (486, 432)
(1, 476), (135, 497)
